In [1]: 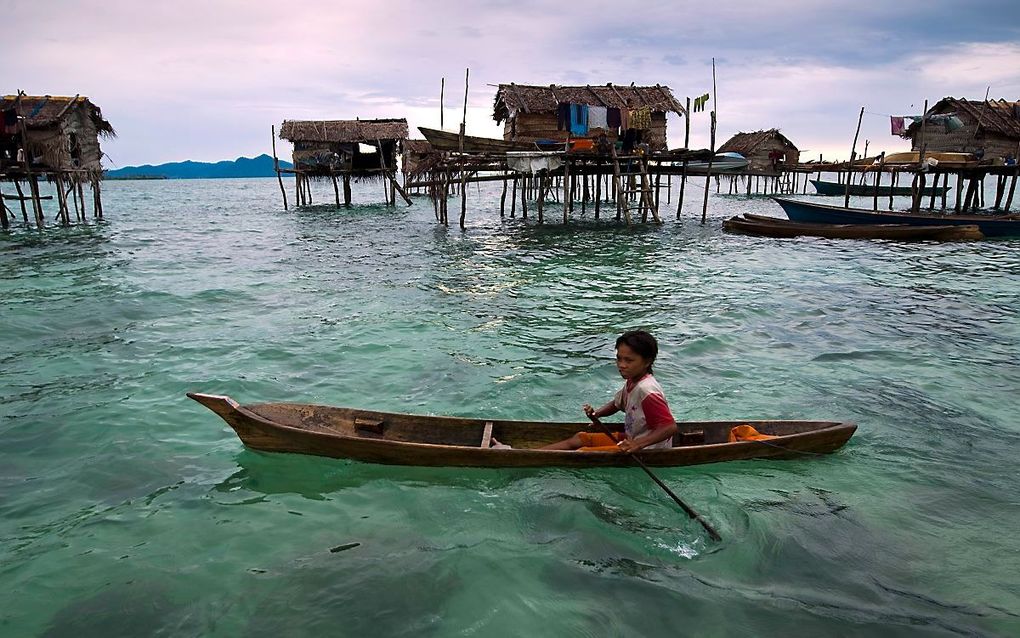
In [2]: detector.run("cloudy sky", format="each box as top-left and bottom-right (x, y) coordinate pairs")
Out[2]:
(10, 0), (1020, 166)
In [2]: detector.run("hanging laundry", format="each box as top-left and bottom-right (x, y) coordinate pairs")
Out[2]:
(622, 128), (639, 153)
(569, 103), (589, 135)
(588, 105), (608, 130)
(619, 106), (630, 130)
(944, 115), (964, 132)
(606, 107), (622, 129)
(890, 116), (905, 136)
(629, 106), (652, 130)
(557, 102), (570, 131)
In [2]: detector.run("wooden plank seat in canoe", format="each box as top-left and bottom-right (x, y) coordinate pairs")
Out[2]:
(723, 214), (982, 241)
(187, 393), (856, 468)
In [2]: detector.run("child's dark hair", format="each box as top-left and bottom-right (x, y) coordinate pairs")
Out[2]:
(616, 330), (658, 372)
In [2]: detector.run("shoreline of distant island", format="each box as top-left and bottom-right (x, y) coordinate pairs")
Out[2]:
(104, 154), (293, 180)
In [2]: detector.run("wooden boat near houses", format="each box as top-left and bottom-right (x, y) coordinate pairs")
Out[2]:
(418, 126), (539, 153)
(724, 213), (982, 241)
(810, 179), (951, 198)
(188, 393), (857, 468)
(774, 197), (1020, 237)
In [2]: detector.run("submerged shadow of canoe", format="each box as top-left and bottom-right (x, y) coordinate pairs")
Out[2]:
(188, 393), (856, 469)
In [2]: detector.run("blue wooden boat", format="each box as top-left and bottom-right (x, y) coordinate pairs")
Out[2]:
(810, 179), (950, 197)
(774, 198), (1020, 238)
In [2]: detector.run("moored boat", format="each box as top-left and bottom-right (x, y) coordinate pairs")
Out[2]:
(810, 179), (950, 197)
(679, 152), (749, 174)
(774, 197), (1020, 237)
(418, 126), (538, 153)
(882, 151), (976, 167)
(723, 214), (981, 241)
(187, 393), (856, 468)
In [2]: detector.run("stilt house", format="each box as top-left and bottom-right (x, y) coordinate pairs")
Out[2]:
(718, 129), (800, 173)
(0, 93), (114, 227)
(1, 93), (115, 177)
(401, 139), (438, 180)
(278, 118), (408, 176)
(492, 84), (685, 151)
(905, 98), (1020, 161)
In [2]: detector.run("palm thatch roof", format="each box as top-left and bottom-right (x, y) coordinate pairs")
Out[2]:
(279, 118), (408, 144)
(493, 84), (685, 124)
(402, 139), (434, 154)
(0, 94), (115, 137)
(718, 129), (798, 155)
(904, 97), (1020, 138)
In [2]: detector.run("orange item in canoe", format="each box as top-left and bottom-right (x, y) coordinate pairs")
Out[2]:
(728, 424), (778, 442)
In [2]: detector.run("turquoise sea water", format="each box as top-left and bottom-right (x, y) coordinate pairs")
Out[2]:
(2, 177), (1018, 636)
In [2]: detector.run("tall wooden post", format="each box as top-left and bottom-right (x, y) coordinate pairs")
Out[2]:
(500, 172), (508, 217)
(844, 106), (865, 208)
(700, 111), (716, 224)
(510, 174), (517, 218)
(677, 97), (691, 220)
(459, 68), (469, 229)
(14, 180), (29, 223)
(271, 125), (288, 210)
(562, 158), (570, 224)
(912, 99), (929, 213)
(0, 194), (8, 229)
(536, 173), (545, 224)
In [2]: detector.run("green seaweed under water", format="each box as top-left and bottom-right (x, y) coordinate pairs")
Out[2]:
(1, 177), (1018, 637)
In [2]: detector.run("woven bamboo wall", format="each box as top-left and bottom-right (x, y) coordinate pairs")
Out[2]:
(506, 112), (670, 150)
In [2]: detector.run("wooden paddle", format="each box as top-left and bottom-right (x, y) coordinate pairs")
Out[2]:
(588, 414), (722, 542)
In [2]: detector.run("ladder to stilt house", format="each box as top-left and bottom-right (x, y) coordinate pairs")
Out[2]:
(778, 171), (795, 194)
(610, 147), (660, 224)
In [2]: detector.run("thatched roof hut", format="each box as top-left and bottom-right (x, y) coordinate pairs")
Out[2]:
(904, 98), (1020, 161)
(1, 94), (115, 176)
(492, 83), (685, 151)
(401, 139), (440, 178)
(718, 129), (799, 173)
(279, 118), (408, 176)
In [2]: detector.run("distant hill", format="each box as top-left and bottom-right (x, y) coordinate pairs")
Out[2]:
(105, 154), (293, 179)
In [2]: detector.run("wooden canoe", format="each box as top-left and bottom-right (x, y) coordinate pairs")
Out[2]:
(418, 127), (539, 153)
(810, 179), (950, 197)
(724, 214), (983, 241)
(187, 393), (856, 468)
(774, 197), (1019, 237)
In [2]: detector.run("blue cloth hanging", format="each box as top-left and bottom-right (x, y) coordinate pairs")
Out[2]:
(569, 104), (589, 136)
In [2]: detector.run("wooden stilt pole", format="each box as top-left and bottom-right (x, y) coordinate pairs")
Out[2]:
(271, 126), (288, 210)
(520, 173), (528, 219)
(562, 158), (570, 224)
(911, 99), (929, 213)
(1004, 169), (1017, 213)
(93, 179), (103, 219)
(0, 193), (8, 229)
(510, 174), (517, 217)
(500, 173), (508, 217)
(844, 106), (865, 208)
(14, 180), (29, 223)
(700, 111), (716, 224)
(536, 173), (545, 224)
(677, 97), (691, 220)
(594, 161), (602, 219)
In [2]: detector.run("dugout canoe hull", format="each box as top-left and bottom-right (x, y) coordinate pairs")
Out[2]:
(724, 214), (982, 240)
(774, 197), (1020, 237)
(187, 393), (856, 468)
